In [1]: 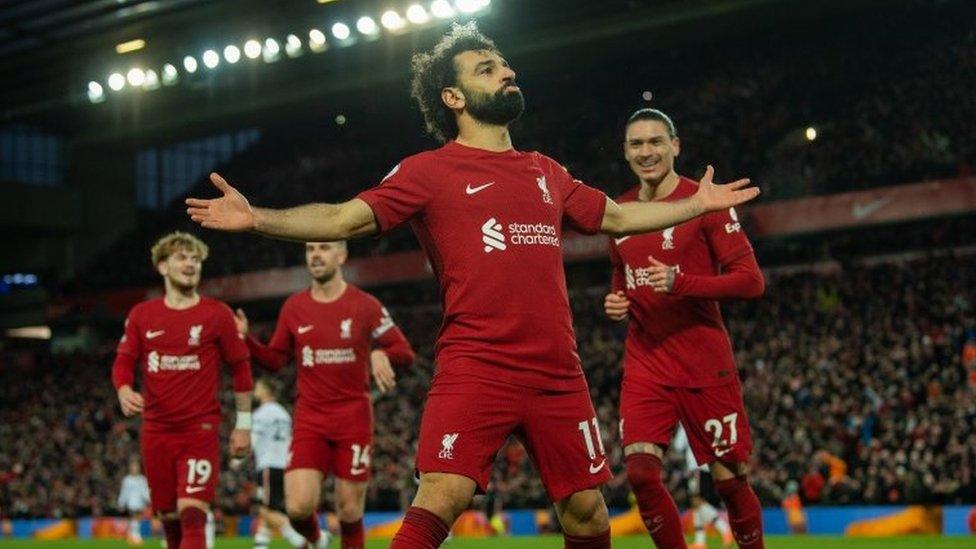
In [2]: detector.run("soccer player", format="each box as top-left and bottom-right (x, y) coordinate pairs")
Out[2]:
(111, 232), (254, 549)
(235, 240), (415, 549)
(117, 460), (150, 546)
(185, 23), (758, 549)
(251, 377), (309, 549)
(604, 108), (766, 548)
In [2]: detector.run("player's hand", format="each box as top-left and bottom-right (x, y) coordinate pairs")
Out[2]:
(229, 429), (251, 458)
(117, 385), (145, 416)
(185, 173), (255, 231)
(604, 291), (630, 321)
(234, 308), (249, 336)
(692, 165), (758, 212)
(647, 256), (677, 293)
(370, 349), (396, 394)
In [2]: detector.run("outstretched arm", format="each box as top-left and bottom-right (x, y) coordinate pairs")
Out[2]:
(600, 166), (758, 237)
(186, 173), (377, 241)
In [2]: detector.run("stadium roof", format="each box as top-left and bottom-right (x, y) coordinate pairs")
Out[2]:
(0, 0), (909, 144)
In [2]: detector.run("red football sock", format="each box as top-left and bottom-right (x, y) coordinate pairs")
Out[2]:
(340, 519), (365, 549)
(715, 476), (765, 548)
(290, 512), (321, 544)
(625, 453), (687, 549)
(177, 507), (207, 549)
(390, 506), (451, 549)
(162, 517), (182, 549)
(563, 528), (611, 548)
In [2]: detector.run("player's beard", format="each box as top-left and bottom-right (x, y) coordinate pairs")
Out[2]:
(463, 84), (524, 126)
(312, 266), (338, 284)
(166, 272), (198, 294)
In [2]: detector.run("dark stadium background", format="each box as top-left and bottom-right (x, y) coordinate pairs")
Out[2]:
(1, 0), (974, 542)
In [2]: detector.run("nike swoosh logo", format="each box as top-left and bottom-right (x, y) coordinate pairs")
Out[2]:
(851, 196), (893, 220)
(350, 467), (367, 475)
(465, 182), (495, 195)
(588, 459), (607, 474)
(614, 236), (631, 245)
(145, 330), (164, 339)
(297, 325), (313, 334)
(185, 486), (205, 494)
(714, 447), (732, 457)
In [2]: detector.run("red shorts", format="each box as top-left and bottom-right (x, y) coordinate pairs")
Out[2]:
(619, 376), (753, 465)
(288, 425), (372, 482)
(141, 425), (221, 512)
(416, 375), (612, 502)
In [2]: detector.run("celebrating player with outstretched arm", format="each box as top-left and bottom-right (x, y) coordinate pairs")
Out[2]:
(236, 240), (415, 549)
(605, 108), (766, 548)
(186, 23), (757, 549)
(111, 232), (253, 549)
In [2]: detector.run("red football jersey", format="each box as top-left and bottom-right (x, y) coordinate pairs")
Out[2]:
(114, 297), (250, 430)
(357, 141), (607, 390)
(610, 177), (756, 388)
(253, 285), (412, 427)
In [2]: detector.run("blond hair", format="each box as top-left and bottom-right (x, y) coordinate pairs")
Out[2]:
(150, 231), (209, 265)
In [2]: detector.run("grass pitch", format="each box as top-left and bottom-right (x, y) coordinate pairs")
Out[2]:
(0, 535), (973, 547)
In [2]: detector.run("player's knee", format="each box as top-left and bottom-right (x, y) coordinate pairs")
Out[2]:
(285, 495), (316, 520)
(336, 496), (364, 522)
(558, 490), (609, 534)
(413, 473), (476, 522)
(156, 511), (179, 522)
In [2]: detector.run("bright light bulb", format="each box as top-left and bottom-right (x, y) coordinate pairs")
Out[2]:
(406, 5), (430, 24)
(455, 0), (482, 13)
(108, 73), (125, 91)
(431, 0), (455, 18)
(162, 64), (178, 85)
(144, 69), (160, 90)
(285, 34), (302, 57)
(263, 38), (280, 62)
(244, 39), (262, 59)
(183, 55), (198, 73)
(202, 49), (220, 69)
(224, 45), (241, 64)
(332, 22), (351, 40)
(309, 29), (327, 52)
(381, 10), (405, 30)
(805, 127), (817, 141)
(126, 67), (145, 86)
(357, 16), (378, 35)
(87, 81), (104, 102)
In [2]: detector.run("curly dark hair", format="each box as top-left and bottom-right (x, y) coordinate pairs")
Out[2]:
(410, 22), (499, 142)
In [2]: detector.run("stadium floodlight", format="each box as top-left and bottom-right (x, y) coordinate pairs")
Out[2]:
(455, 0), (484, 13)
(381, 10), (406, 30)
(263, 38), (281, 62)
(309, 29), (327, 52)
(406, 4), (430, 24)
(115, 38), (146, 54)
(244, 39), (262, 59)
(332, 22), (351, 40)
(108, 72), (126, 91)
(162, 64), (179, 85)
(430, 0), (455, 18)
(126, 67), (146, 87)
(183, 55), (198, 73)
(357, 16), (379, 35)
(805, 127), (818, 141)
(224, 45), (241, 64)
(202, 49), (220, 69)
(285, 34), (303, 57)
(144, 69), (160, 90)
(87, 81), (105, 103)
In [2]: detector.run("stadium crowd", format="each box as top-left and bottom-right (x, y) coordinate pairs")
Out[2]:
(3, 249), (975, 518)
(61, 9), (975, 293)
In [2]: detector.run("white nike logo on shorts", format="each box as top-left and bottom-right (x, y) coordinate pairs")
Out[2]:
(588, 459), (607, 474)
(185, 486), (205, 494)
(350, 467), (367, 475)
(465, 182), (495, 195)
